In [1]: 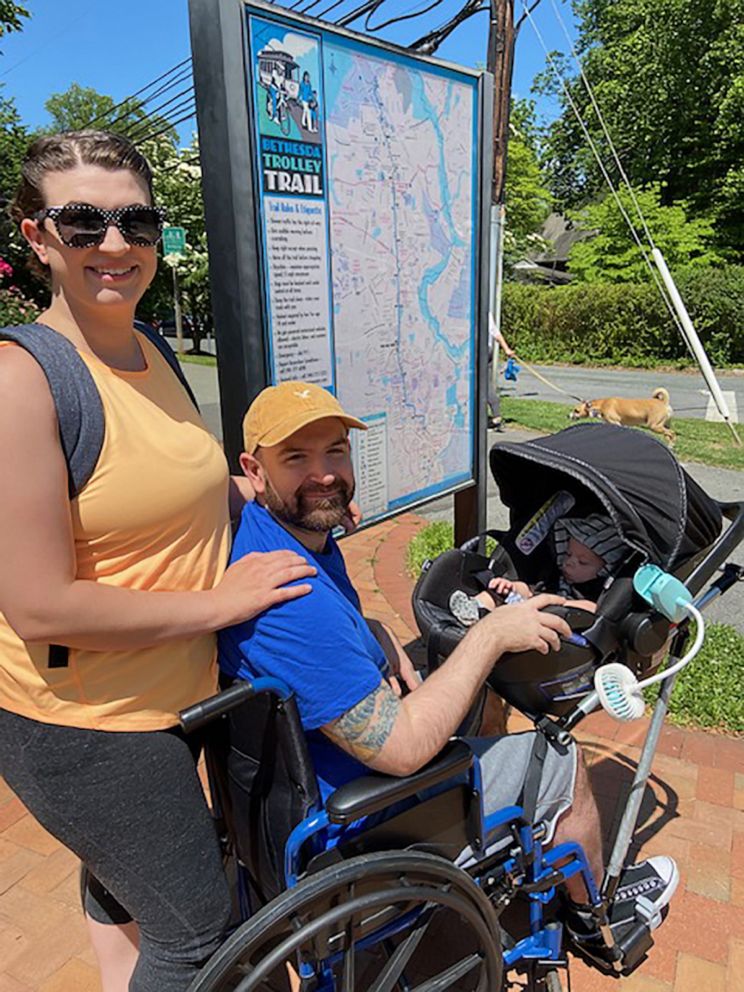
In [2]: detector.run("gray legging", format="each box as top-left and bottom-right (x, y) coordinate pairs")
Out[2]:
(0, 708), (231, 992)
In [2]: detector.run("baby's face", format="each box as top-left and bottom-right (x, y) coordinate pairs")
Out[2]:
(561, 537), (605, 585)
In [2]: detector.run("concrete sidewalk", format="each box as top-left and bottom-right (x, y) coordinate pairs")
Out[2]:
(1, 513), (743, 991)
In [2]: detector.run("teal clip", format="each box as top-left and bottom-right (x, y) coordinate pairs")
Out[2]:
(633, 564), (692, 622)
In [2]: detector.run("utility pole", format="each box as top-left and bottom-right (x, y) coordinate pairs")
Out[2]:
(486, 0), (515, 429)
(453, 0), (517, 547)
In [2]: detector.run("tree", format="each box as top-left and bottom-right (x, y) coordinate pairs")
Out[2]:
(503, 99), (553, 268)
(0, 89), (46, 304)
(140, 138), (213, 352)
(567, 185), (722, 282)
(537, 0), (744, 259)
(43, 83), (177, 144)
(45, 83), (148, 134)
(0, 0), (28, 42)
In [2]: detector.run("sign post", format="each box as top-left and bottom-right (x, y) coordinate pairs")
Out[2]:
(162, 226), (188, 355)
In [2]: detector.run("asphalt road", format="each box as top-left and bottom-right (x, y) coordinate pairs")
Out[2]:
(500, 363), (743, 423)
(182, 363), (744, 632)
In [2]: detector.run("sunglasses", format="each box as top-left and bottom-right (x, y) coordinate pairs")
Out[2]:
(35, 202), (167, 248)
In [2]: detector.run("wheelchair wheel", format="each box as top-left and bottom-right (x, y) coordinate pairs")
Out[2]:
(191, 850), (502, 991)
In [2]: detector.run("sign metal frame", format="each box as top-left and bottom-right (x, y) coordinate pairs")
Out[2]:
(188, 0), (492, 537)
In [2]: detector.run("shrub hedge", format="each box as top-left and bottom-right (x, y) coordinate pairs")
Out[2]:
(503, 264), (744, 367)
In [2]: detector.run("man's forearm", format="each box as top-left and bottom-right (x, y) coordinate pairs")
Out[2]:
(375, 621), (503, 774)
(324, 596), (569, 777)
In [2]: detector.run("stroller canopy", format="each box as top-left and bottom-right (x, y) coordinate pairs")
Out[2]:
(489, 423), (722, 571)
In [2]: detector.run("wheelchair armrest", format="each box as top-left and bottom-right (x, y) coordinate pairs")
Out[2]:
(325, 740), (473, 826)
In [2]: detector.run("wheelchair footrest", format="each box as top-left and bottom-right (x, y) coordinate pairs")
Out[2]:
(616, 920), (656, 974)
(567, 916), (655, 976)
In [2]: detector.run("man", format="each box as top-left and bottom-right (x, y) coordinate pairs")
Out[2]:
(219, 380), (678, 949)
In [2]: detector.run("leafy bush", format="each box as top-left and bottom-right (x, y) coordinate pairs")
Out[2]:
(0, 283), (39, 327)
(406, 521), (455, 578)
(503, 264), (744, 366)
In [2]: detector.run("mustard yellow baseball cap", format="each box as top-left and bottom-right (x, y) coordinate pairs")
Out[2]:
(242, 380), (367, 454)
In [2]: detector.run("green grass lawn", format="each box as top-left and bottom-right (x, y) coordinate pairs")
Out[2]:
(644, 622), (744, 733)
(406, 521), (743, 734)
(501, 397), (744, 472)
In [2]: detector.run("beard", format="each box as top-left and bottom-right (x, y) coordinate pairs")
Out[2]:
(263, 475), (355, 532)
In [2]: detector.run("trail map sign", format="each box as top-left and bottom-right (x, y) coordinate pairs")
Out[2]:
(189, 0), (491, 527)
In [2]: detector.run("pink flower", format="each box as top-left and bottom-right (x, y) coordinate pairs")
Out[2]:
(0, 258), (13, 280)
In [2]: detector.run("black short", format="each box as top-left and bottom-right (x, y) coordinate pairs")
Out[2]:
(0, 708), (231, 992)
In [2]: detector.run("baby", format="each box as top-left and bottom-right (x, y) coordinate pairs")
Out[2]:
(450, 513), (627, 625)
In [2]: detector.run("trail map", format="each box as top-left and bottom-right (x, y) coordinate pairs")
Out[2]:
(247, 10), (480, 518)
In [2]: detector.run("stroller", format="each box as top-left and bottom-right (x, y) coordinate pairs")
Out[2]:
(412, 422), (744, 948)
(413, 423), (738, 709)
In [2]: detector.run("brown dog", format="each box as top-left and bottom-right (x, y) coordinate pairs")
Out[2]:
(570, 388), (674, 444)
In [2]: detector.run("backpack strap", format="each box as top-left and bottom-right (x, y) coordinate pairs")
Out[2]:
(1, 323), (106, 671)
(133, 320), (199, 411)
(0, 323), (105, 500)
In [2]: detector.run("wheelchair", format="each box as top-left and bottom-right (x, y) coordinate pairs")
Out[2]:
(182, 424), (744, 991)
(182, 676), (595, 992)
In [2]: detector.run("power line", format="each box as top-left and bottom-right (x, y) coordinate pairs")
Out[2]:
(365, 0), (445, 33)
(409, 0), (486, 54)
(120, 87), (196, 141)
(99, 75), (193, 136)
(129, 100), (198, 146)
(84, 58), (193, 130)
(315, 0), (353, 20)
(0, 7), (94, 79)
(133, 108), (198, 148)
(77, 0), (480, 150)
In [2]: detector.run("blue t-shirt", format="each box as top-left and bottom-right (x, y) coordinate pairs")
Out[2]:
(299, 79), (313, 102)
(219, 501), (389, 802)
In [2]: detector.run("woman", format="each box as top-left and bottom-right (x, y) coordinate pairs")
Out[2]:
(0, 131), (316, 992)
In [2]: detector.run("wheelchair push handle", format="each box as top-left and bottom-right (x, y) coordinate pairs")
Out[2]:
(179, 676), (293, 733)
(179, 681), (256, 733)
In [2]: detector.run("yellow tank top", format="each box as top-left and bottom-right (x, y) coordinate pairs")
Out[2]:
(0, 332), (230, 731)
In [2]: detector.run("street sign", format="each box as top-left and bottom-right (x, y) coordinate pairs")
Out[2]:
(162, 226), (187, 255)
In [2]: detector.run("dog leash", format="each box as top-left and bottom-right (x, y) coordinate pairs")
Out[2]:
(511, 354), (586, 404)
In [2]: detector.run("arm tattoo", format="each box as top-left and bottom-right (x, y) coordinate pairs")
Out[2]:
(324, 681), (401, 763)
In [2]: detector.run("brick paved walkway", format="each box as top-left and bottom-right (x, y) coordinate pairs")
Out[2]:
(1, 512), (743, 991)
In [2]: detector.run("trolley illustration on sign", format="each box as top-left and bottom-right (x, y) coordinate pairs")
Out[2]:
(258, 48), (299, 136)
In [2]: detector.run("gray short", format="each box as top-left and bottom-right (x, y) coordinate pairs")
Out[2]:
(456, 731), (577, 866)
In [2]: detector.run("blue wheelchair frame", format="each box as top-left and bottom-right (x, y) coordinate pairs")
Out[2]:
(209, 675), (603, 982)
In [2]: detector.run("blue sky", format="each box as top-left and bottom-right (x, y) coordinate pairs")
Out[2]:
(0, 0), (576, 142)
